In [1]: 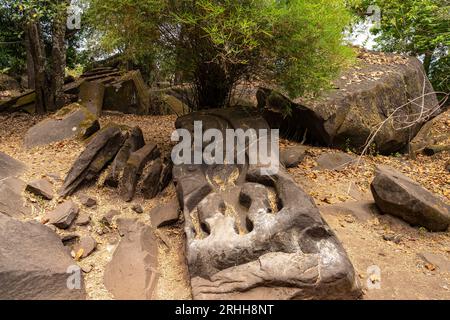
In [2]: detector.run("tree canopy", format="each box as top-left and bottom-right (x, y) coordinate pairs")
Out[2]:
(86, 0), (355, 108)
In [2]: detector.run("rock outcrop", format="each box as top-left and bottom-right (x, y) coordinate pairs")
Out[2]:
(258, 51), (440, 154)
(0, 214), (86, 300)
(173, 107), (361, 300)
(371, 165), (450, 232)
(60, 125), (126, 197)
(24, 103), (99, 149)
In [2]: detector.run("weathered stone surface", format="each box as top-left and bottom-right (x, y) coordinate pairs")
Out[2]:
(150, 199), (180, 228)
(77, 194), (97, 207)
(103, 71), (150, 115)
(74, 236), (97, 259)
(120, 143), (160, 202)
(0, 214), (86, 300)
(45, 200), (79, 229)
(409, 109), (450, 157)
(104, 219), (159, 300)
(0, 177), (31, 219)
(24, 103), (100, 149)
(314, 152), (356, 171)
(142, 159), (163, 199)
(259, 52), (440, 154)
(75, 212), (91, 226)
(280, 145), (308, 168)
(371, 165), (450, 232)
(104, 126), (145, 188)
(174, 108), (361, 300)
(0, 151), (26, 180)
(26, 178), (54, 200)
(60, 125), (125, 197)
(78, 81), (105, 117)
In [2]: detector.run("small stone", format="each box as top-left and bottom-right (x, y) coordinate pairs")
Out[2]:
(131, 204), (144, 214)
(101, 210), (121, 227)
(82, 264), (93, 273)
(44, 200), (79, 229)
(61, 233), (80, 246)
(78, 194), (97, 207)
(418, 252), (450, 273)
(150, 199), (180, 228)
(75, 212), (91, 226)
(74, 236), (97, 260)
(383, 234), (402, 244)
(26, 178), (54, 200)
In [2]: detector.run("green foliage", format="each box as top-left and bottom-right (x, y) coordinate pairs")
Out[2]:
(87, 0), (355, 108)
(349, 0), (450, 94)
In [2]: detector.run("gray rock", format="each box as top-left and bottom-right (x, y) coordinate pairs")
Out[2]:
(104, 218), (159, 299)
(77, 194), (97, 207)
(119, 143), (160, 202)
(0, 214), (86, 299)
(104, 126), (145, 188)
(78, 81), (105, 117)
(45, 200), (79, 229)
(258, 55), (439, 154)
(74, 236), (97, 259)
(0, 177), (31, 219)
(371, 165), (450, 232)
(150, 199), (180, 228)
(131, 204), (144, 214)
(75, 212), (91, 226)
(26, 178), (54, 200)
(60, 125), (126, 197)
(24, 103), (99, 149)
(0, 151), (26, 180)
(101, 209), (121, 227)
(314, 152), (356, 171)
(280, 145), (308, 168)
(142, 159), (163, 199)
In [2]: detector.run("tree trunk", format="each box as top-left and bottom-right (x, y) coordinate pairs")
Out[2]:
(50, 1), (69, 110)
(26, 21), (52, 114)
(423, 51), (433, 76)
(24, 32), (35, 90)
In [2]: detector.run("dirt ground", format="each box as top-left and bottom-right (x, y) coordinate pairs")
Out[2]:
(0, 112), (449, 300)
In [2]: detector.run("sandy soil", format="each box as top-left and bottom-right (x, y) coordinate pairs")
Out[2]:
(0, 112), (448, 300)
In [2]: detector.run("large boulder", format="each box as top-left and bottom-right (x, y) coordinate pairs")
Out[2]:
(258, 51), (440, 154)
(0, 151), (26, 179)
(60, 125), (126, 197)
(0, 214), (86, 300)
(103, 71), (150, 115)
(104, 219), (159, 300)
(24, 103), (100, 149)
(371, 165), (450, 232)
(173, 107), (361, 300)
(78, 81), (105, 117)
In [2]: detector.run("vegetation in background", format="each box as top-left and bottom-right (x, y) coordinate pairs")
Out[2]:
(350, 0), (450, 95)
(87, 0), (355, 109)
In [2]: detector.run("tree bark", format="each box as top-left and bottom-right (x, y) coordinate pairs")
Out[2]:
(50, 1), (69, 110)
(26, 21), (52, 113)
(24, 32), (35, 90)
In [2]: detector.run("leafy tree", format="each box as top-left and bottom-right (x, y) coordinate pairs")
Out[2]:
(350, 0), (450, 94)
(87, 0), (355, 109)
